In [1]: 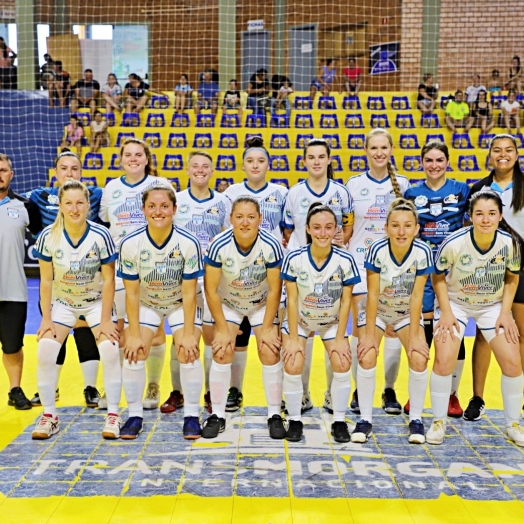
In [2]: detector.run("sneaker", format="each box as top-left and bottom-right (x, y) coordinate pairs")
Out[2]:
(351, 420), (372, 443)
(102, 414), (122, 439)
(268, 414), (286, 439)
(463, 396), (485, 421)
(31, 389), (59, 407)
(286, 420), (303, 442)
(226, 387), (243, 412)
(84, 386), (101, 408)
(120, 416), (143, 439)
(403, 399), (410, 415)
(448, 393), (463, 418)
(382, 388), (402, 415)
(323, 390), (334, 414)
(350, 390), (360, 414)
(204, 391), (212, 414)
(301, 392), (313, 414)
(408, 419), (425, 444)
(331, 421), (351, 443)
(426, 419), (446, 445)
(8, 387), (32, 410)
(32, 414), (59, 440)
(97, 392), (107, 410)
(160, 390), (184, 414)
(201, 414), (226, 439)
(505, 422), (524, 447)
(183, 416), (202, 440)
(143, 383), (160, 410)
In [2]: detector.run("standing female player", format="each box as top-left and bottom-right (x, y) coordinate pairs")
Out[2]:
(404, 140), (470, 417)
(428, 190), (524, 446)
(100, 138), (173, 410)
(203, 197), (285, 439)
(222, 136), (288, 413)
(27, 149), (104, 408)
(118, 186), (203, 439)
(346, 129), (409, 416)
(463, 134), (524, 420)
(281, 203), (360, 442)
(32, 180), (120, 439)
(354, 198), (434, 444)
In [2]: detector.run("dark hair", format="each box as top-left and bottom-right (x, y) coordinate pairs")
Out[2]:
(70, 115), (78, 122)
(55, 60), (63, 68)
(55, 148), (81, 167)
(230, 78), (237, 83)
(423, 73), (433, 82)
(421, 139), (450, 162)
(129, 73), (140, 81)
(0, 38), (7, 59)
(305, 202), (338, 244)
(477, 89), (488, 101)
(180, 73), (188, 82)
(488, 134), (524, 212)
(326, 58), (335, 66)
(492, 69), (499, 76)
(142, 185), (177, 207)
(256, 68), (267, 76)
(303, 138), (333, 180)
(93, 110), (102, 117)
(243, 135), (269, 160)
(455, 90), (463, 96)
(231, 196), (260, 214)
(513, 56), (521, 66)
(386, 198), (418, 224)
(107, 73), (120, 85)
(347, 57), (356, 62)
(84, 69), (93, 73)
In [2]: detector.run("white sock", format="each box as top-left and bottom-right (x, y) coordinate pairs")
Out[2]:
(301, 337), (314, 393)
(430, 371), (452, 421)
(263, 361), (283, 418)
(283, 372), (303, 422)
(384, 337), (402, 389)
(122, 360), (146, 418)
(357, 365), (376, 423)
(501, 373), (524, 427)
(210, 360), (231, 418)
(98, 340), (122, 413)
(408, 368), (428, 422)
(204, 344), (213, 392)
(80, 360), (99, 388)
(231, 350), (248, 392)
(37, 338), (62, 417)
(324, 349), (334, 392)
(170, 343), (182, 392)
(350, 337), (358, 383)
(147, 344), (166, 386)
(331, 370), (351, 422)
(180, 360), (203, 418)
(451, 359), (465, 395)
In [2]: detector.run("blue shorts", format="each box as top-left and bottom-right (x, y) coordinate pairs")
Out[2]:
(423, 277), (435, 314)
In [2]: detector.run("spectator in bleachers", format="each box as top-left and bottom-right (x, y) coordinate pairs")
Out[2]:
(216, 178), (230, 193)
(270, 74), (293, 117)
(90, 110), (109, 153)
(471, 90), (494, 133)
(70, 69), (100, 115)
(275, 80), (294, 114)
(173, 73), (193, 113)
(465, 74), (487, 111)
(49, 61), (71, 109)
(342, 57), (362, 95)
(124, 73), (158, 113)
(310, 58), (338, 102)
(195, 70), (220, 115)
(488, 69), (503, 95)
(501, 89), (521, 135)
(40, 54), (55, 90)
(247, 68), (271, 114)
(417, 73), (438, 114)
(506, 56), (522, 94)
(0, 37), (17, 89)
(445, 90), (472, 132)
(223, 79), (243, 120)
(60, 115), (84, 157)
(102, 73), (123, 114)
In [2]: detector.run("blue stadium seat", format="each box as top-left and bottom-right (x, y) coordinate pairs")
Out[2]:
(270, 134), (290, 149)
(319, 114), (339, 129)
(246, 113), (266, 128)
(170, 113), (190, 127)
(167, 133), (187, 148)
(48, 176), (58, 187)
(295, 155), (307, 172)
(150, 95), (169, 109)
(330, 155), (342, 172)
(514, 135), (524, 149)
(115, 132), (135, 147)
(425, 133), (445, 143)
(143, 132), (161, 148)
(151, 154), (158, 169)
(390, 156), (398, 171)
(214, 177), (234, 190)
(458, 155), (480, 172)
(478, 133), (495, 149)
(395, 114), (415, 129)
(163, 154), (184, 171)
(294, 114), (314, 129)
(270, 114), (290, 128)
(121, 112), (140, 127)
(109, 154), (120, 170)
(403, 155), (422, 172)
(370, 113), (390, 128)
(391, 96), (410, 110)
(344, 114), (364, 129)
(270, 178), (289, 188)
(420, 114), (441, 128)
(83, 153), (103, 170)
(318, 96), (337, 110)
(452, 133), (473, 149)
(216, 155), (237, 171)
(294, 96), (312, 110)
(349, 155), (368, 172)
(490, 95), (507, 109)
(165, 177), (181, 191)
(519, 156), (524, 171)
(466, 178), (481, 186)
(347, 134), (365, 149)
(196, 113), (216, 127)
(399, 134), (420, 149)
(145, 113), (166, 127)
(73, 112), (90, 126)
(342, 96), (361, 110)
(440, 96), (450, 110)
(269, 155), (290, 171)
(81, 176), (97, 186)
(295, 134), (314, 149)
(104, 113), (116, 127)
(220, 113), (241, 128)
(218, 133), (237, 148)
(367, 96), (386, 110)
(322, 134), (341, 149)
(192, 133), (213, 148)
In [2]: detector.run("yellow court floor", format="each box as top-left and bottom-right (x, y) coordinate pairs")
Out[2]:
(1, 335), (524, 524)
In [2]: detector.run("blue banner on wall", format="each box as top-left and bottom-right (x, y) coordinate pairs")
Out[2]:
(369, 42), (399, 75)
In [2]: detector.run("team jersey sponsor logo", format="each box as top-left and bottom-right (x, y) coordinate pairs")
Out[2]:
(299, 271), (309, 281)
(224, 257), (235, 268)
(439, 256), (447, 266)
(429, 203), (443, 216)
(444, 194), (458, 204)
(70, 261), (80, 272)
(122, 259), (134, 270)
(414, 195), (428, 207)
(192, 214), (204, 225)
(7, 208), (19, 219)
(155, 262), (167, 274)
(460, 254), (473, 266)
(178, 204), (190, 214)
(47, 194), (59, 205)
(300, 198), (311, 208)
(140, 250), (152, 262)
(475, 267), (486, 278)
(186, 255), (198, 269)
(490, 254), (505, 264)
(125, 197), (136, 206)
(112, 189), (122, 198)
(360, 187), (370, 196)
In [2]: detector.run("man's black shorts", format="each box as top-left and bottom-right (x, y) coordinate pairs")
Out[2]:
(0, 301), (27, 354)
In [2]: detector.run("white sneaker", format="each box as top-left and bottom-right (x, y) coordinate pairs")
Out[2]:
(97, 392), (107, 410)
(32, 414), (59, 440)
(301, 392), (313, 413)
(506, 422), (524, 447)
(143, 383), (160, 409)
(426, 419), (446, 445)
(102, 415), (122, 439)
(323, 390), (333, 414)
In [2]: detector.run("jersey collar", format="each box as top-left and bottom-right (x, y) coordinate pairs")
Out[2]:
(121, 174), (148, 188)
(365, 171), (390, 185)
(470, 227), (498, 255)
(305, 179), (330, 197)
(388, 238), (414, 267)
(233, 232), (258, 257)
(64, 222), (90, 248)
(146, 225), (174, 250)
(0, 196), (11, 206)
(307, 244), (333, 272)
(244, 181), (268, 194)
(188, 188), (214, 203)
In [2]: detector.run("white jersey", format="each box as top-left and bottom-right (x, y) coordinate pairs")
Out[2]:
(99, 175), (173, 247)
(281, 245), (361, 325)
(283, 179), (353, 251)
(224, 181), (288, 242)
(435, 226), (520, 307)
(365, 237), (434, 318)
(346, 172), (409, 270)
(175, 188), (231, 255)
(117, 225), (203, 309)
(205, 228), (284, 313)
(34, 221), (117, 309)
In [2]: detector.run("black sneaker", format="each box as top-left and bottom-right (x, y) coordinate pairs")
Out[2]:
(8, 387), (32, 410)
(408, 419), (425, 444)
(286, 420), (303, 442)
(268, 414), (286, 439)
(350, 420), (373, 443)
(382, 388), (402, 414)
(331, 421), (351, 443)
(201, 414), (226, 439)
(350, 390), (360, 414)
(84, 386), (101, 408)
(31, 389), (59, 407)
(463, 396), (485, 421)
(225, 387), (243, 412)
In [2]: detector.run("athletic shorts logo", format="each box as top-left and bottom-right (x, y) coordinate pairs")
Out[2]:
(414, 195), (428, 207)
(460, 254), (473, 266)
(7, 208), (19, 219)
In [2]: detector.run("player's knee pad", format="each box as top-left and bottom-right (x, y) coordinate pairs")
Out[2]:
(458, 338), (466, 360)
(424, 320), (434, 348)
(74, 327), (100, 363)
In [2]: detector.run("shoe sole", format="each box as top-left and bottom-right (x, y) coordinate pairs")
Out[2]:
(426, 437), (444, 445)
(225, 405), (241, 412)
(269, 431), (286, 439)
(448, 411), (464, 418)
(408, 435), (426, 444)
(183, 434), (202, 440)
(383, 406), (402, 415)
(350, 433), (369, 443)
(202, 424), (225, 439)
(463, 406), (485, 421)
(85, 402), (99, 408)
(350, 405), (360, 414)
(120, 433), (141, 440)
(102, 431), (119, 440)
(332, 434), (351, 443)
(285, 434), (302, 442)
(8, 402), (32, 410)
(506, 434), (524, 447)
(143, 404), (159, 410)
(32, 431), (58, 440)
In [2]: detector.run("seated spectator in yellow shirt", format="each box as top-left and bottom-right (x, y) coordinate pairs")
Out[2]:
(445, 90), (473, 132)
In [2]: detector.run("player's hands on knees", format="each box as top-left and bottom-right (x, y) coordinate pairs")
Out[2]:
(407, 333), (430, 361)
(124, 335), (145, 364)
(357, 333), (378, 360)
(433, 312), (460, 343)
(258, 327), (281, 355)
(212, 329), (235, 360)
(178, 333), (200, 363)
(37, 319), (56, 341)
(329, 337), (351, 368)
(98, 320), (120, 344)
(496, 312), (520, 345)
(282, 337), (304, 367)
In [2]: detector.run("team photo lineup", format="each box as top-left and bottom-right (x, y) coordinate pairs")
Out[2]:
(3, 127), (524, 450)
